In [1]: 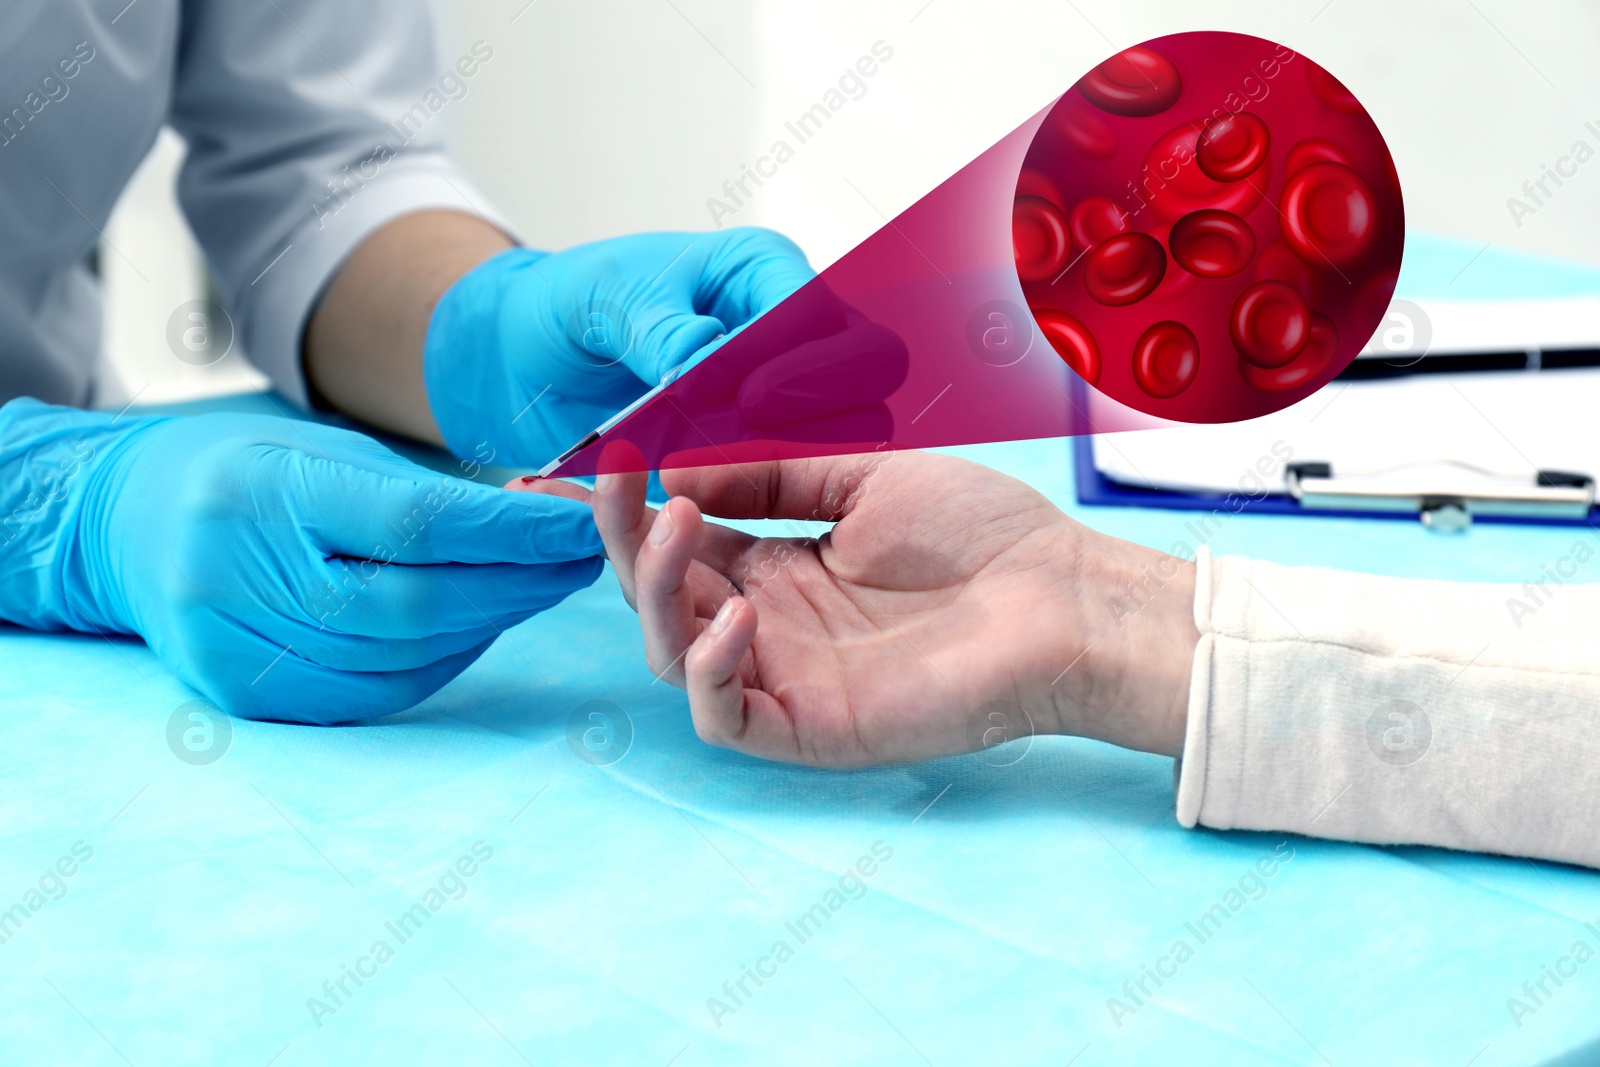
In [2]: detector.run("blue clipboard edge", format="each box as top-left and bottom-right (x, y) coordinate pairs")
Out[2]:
(1070, 424), (1600, 531)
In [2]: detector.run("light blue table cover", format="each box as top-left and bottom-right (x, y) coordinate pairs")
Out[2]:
(3, 232), (1600, 1066)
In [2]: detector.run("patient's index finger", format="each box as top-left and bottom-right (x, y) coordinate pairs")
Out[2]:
(592, 442), (653, 607)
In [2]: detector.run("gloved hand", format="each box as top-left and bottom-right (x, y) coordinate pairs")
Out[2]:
(0, 399), (602, 723)
(421, 228), (820, 469)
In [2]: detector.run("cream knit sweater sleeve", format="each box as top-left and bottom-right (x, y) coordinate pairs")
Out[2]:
(1176, 546), (1600, 869)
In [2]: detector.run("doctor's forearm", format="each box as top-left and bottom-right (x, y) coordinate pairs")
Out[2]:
(303, 210), (512, 447)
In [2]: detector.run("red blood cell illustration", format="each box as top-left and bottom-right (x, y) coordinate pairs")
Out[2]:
(1150, 251), (1200, 302)
(1384, 153), (1402, 195)
(1231, 280), (1310, 368)
(1133, 321), (1200, 398)
(1351, 266), (1401, 343)
(1239, 313), (1338, 391)
(1196, 112), (1271, 182)
(1077, 46), (1183, 117)
(1015, 168), (1063, 203)
(1056, 107), (1118, 160)
(1142, 122), (1269, 223)
(1169, 209), (1256, 278)
(1013, 196), (1072, 282)
(1084, 233), (1167, 306)
(1285, 137), (1354, 175)
(1281, 162), (1377, 268)
(1307, 63), (1362, 112)
(1255, 240), (1322, 306)
(1069, 196), (1129, 253)
(1016, 31), (1404, 423)
(1033, 308), (1101, 385)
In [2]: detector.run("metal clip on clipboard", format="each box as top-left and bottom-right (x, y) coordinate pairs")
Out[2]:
(1285, 461), (1596, 532)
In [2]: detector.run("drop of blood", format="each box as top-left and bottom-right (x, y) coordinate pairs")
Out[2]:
(1083, 232), (1167, 306)
(1239, 313), (1338, 391)
(1013, 196), (1072, 282)
(1069, 196), (1129, 253)
(1280, 162), (1377, 268)
(1168, 209), (1256, 278)
(1077, 46), (1183, 117)
(1196, 112), (1270, 182)
(1033, 308), (1101, 385)
(1133, 321), (1200, 398)
(1231, 280), (1310, 368)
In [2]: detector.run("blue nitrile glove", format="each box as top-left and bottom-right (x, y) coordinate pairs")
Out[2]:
(0, 399), (602, 724)
(421, 228), (818, 468)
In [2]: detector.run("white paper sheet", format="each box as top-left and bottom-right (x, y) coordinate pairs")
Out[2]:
(1091, 367), (1600, 498)
(1357, 296), (1600, 358)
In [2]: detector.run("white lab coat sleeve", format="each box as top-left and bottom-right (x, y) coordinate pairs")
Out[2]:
(168, 1), (512, 407)
(1176, 545), (1600, 869)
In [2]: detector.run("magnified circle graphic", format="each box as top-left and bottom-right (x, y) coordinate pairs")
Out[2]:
(1015, 32), (1404, 422)
(565, 300), (635, 368)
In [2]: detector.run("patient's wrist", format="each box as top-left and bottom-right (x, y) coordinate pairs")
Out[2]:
(1035, 523), (1199, 758)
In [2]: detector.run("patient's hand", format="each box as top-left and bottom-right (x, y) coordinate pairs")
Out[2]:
(516, 450), (1199, 768)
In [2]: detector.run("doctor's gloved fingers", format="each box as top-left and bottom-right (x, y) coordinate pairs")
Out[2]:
(628, 310), (727, 386)
(304, 558), (603, 640)
(213, 589), (541, 674)
(197, 635), (499, 725)
(733, 321), (910, 427)
(669, 287), (857, 415)
(701, 227), (818, 323)
(290, 453), (603, 566)
(504, 476), (591, 505)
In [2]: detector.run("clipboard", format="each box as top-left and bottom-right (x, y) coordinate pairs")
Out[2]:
(1074, 436), (1597, 530)
(1075, 236), (1600, 530)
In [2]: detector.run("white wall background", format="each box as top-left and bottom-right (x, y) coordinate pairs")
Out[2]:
(102, 0), (1600, 402)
